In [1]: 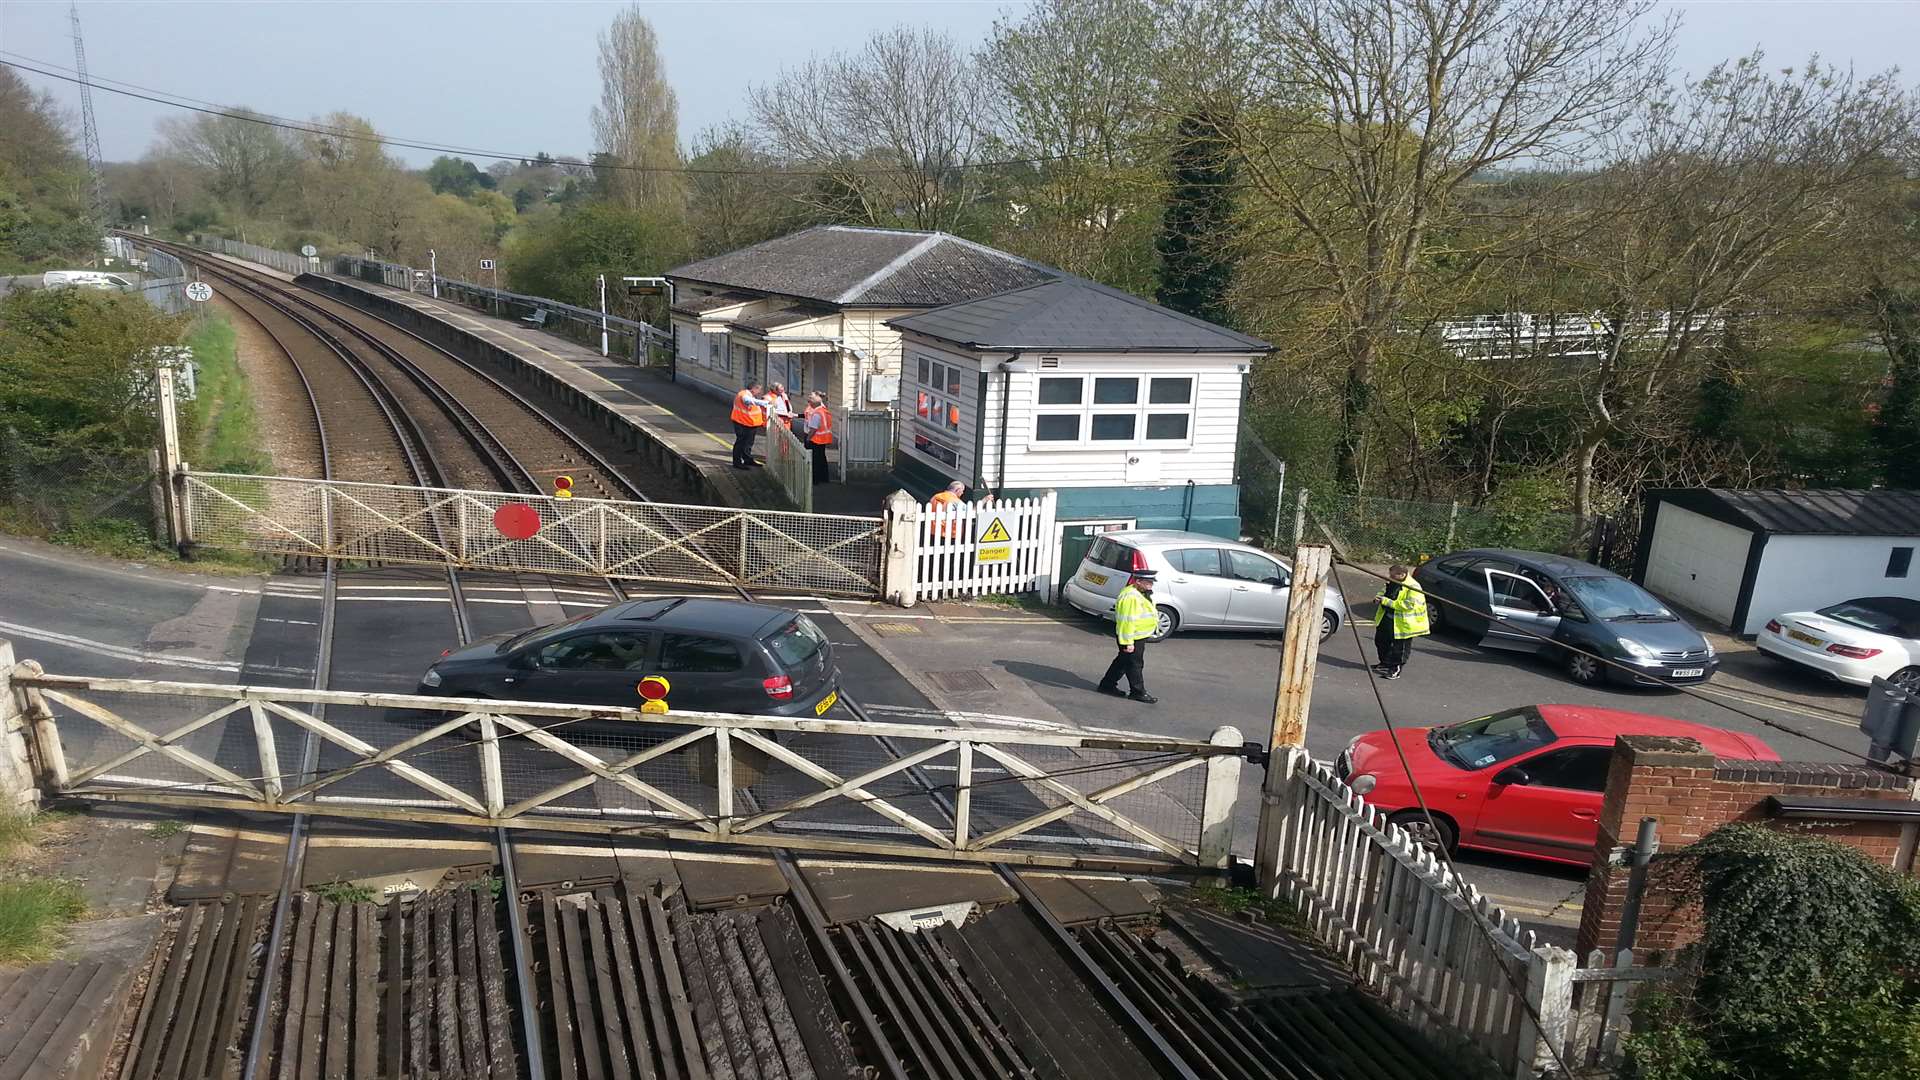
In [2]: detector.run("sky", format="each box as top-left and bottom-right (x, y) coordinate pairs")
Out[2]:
(2, 0), (1917, 168)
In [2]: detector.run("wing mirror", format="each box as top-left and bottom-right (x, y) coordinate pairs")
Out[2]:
(1492, 765), (1532, 787)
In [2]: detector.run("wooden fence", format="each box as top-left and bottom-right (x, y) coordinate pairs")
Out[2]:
(914, 492), (1059, 602)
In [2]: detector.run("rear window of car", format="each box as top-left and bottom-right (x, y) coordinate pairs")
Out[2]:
(1086, 538), (1138, 571)
(657, 634), (743, 672)
(1819, 599), (1920, 638)
(763, 616), (828, 668)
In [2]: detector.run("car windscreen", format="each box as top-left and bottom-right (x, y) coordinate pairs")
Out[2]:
(499, 611), (596, 652)
(1561, 576), (1675, 621)
(763, 615), (828, 668)
(1818, 598), (1920, 639)
(1429, 706), (1558, 770)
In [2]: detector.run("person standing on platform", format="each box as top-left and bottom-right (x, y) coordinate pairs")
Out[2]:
(1097, 569), (1159, 704)
(1370, 564), (1431, 680)
(802, 392), (834, 485)
(730, 381), (768, 469)
(768, 383), (795, 431)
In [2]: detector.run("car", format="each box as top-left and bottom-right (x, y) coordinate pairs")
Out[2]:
(414, 597), (842, 717)
(41, 270), (135, 292)
(1335, 704), (1777, 866)
(1061, 529), (1347, 643)
(1413, 549), (1718, 687)
(1755, 596), (1920, 692)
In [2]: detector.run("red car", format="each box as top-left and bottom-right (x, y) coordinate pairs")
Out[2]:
(1335, 704), (1777, 866)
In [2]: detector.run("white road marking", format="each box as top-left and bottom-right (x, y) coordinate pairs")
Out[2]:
(0, 618), (242, 672)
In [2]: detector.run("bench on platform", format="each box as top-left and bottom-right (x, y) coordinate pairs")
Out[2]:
(522, 308), (550, 328)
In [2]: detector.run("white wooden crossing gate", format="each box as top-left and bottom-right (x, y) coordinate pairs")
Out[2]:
(915, 492), (1058, 602)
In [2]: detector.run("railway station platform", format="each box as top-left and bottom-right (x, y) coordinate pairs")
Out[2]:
(301, 274), (894, 516)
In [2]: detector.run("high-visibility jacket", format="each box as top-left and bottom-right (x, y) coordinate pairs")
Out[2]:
(1114, 585), (1158, 645)
(804, 405), (834, 446)
(731, 390), (766, 427)
(771, 393), (793, 429)
(929, 488), (962, 536)
(1370, 578), (1432, 640)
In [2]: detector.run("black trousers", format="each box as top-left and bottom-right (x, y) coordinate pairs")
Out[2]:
(1375, 622), (1413, 669)
(732, 422), (759, 467)
(1100, 643), (1147, 695)
(810, 442), (830, 484)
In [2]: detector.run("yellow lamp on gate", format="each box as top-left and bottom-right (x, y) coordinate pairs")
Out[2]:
(637, 674), (670, 714)
(553, 474), (574, 500)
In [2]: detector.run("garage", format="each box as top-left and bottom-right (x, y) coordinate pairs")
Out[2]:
(1633, 489), (1920, 636)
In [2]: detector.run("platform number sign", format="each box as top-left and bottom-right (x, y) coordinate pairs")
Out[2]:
(184, 281), (213, 303)
(977, 517), (1012, 562)
(479, 259), (495, 271)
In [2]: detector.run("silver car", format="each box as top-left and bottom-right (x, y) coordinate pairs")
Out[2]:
(1061, 530), (1346, 642)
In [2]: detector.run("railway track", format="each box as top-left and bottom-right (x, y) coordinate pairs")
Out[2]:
(117, 239), (1192, 1078)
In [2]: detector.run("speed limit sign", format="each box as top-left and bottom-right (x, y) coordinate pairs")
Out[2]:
(184, 281), (213, 303)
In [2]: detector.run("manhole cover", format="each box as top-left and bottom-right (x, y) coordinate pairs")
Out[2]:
(928, 670), (994, 693)
(870, 621), (922, 636)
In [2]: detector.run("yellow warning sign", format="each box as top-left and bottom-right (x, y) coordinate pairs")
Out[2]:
(977, 517), (1012, 562)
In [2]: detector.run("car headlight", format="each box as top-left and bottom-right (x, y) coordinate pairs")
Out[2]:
(420, 668), (442, 688)
(1704, 640), (1716, 658)
(1349, 774), (1378, 796)
(1618, 638), (1653, 659)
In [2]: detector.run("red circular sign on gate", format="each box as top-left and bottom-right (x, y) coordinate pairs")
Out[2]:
(492, 502), (541, 541)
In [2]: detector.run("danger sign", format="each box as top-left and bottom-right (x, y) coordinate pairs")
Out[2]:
(977, 517), (1011, 562)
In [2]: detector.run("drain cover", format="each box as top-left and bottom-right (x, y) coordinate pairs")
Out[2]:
(870, 621), (923, 636)
(928, 669), (994, 693)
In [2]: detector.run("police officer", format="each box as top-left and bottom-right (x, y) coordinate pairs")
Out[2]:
(1371, 564), (1431, 680)
(1097, 569), (1159, 704)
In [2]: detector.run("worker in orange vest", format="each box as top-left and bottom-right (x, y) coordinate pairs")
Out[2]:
(730, 381), (769, 469)
(801, 392), (834, 485)
(768, 382), (795, 430)
(929, 479), (966, 536)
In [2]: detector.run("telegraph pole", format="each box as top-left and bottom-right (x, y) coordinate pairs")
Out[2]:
(1254, 542), (1332, 888)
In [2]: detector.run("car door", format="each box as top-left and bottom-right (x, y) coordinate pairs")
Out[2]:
(511, 630), (655, 706)
(1222, 549), (1293, 628)
(1468, 745), (1612, 863)
(1162, 547), (1232, 626)
(1479, 570), (1562, 652)
(653, 632), (754, 711)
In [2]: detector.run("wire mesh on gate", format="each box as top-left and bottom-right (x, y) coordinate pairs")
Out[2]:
(181, 470), (885, 596)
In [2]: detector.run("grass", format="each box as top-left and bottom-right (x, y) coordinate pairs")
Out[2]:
(311, 880), (378, 904)
(145, 820), (187, 839)
(1184, 882), (1309, 931)
(185, 315), (272, 474)
(0, 810), (87, 964)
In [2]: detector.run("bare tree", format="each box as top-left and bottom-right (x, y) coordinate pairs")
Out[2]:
(590, 5), (681, 210)
(1229, 0), (1674, 491)
(685, 122), (808, 256)
(1556, 55), (1914, 521)
(750, 26), (982, 231)
(159, 109), (293, 218)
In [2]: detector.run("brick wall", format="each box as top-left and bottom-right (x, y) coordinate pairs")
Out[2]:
(1575, 735), (1918, 956)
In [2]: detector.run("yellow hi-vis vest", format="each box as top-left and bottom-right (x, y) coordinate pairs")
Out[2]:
(1114, 585), (1158, 645)
(1370, 578), (1432, 640)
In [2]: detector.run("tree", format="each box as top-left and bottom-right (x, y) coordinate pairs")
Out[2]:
(1155, 108), (1238, 327)
(504, 202), (687, 311)
(1227, 0), (1674, 491)
(750, 26), (983, 231)
(159, 109), (294, 218)
(683, 123), (809, 257)
(590, 5), (681, 211)
(0, 67), (96, 267)
(0, 287), (182, 454)
(424, 156), (493, 197)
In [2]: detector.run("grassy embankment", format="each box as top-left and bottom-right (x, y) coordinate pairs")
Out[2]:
(0, 810), (85, 964)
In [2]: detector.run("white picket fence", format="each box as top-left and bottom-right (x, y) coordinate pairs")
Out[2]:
(915, 492), (1059, 602)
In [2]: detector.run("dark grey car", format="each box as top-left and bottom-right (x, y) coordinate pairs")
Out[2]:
(1413, 549), (1718, 687)
(415, 597), (842, 716)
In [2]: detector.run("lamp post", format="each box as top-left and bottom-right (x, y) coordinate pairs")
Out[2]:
(428, 249), (439, 299)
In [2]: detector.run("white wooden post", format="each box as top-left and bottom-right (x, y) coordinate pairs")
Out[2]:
(1198, 725), (1244, 873)
(881, 490), (920, 607)
(9, 658), (66, 794)
(248, 700), (282, 801)
(156, 364), (187, 548)
(954, 740), (973, 848)
(1518, 945), (1577, 1079)
(714, 727), (734, 837)
(0, 641), (40, 811)
(478, 712), (505, 817)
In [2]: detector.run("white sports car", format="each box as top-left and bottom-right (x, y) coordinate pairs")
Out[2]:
(1757, 596), (1920, 691)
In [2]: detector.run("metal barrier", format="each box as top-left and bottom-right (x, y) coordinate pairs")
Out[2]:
(838, 408), (896, 481)
(135, 246), (191, 315)
(191, 236), (319, 278)
(8, 662), (1248, 873)
(178, 469), (885, 597)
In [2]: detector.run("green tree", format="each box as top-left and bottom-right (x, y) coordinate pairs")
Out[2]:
(0, 288), (183, 454)
(424, 155), (493, 197)
(1154, 109), (1237, 327)
(503, 202), (686, 311)
(1875, 289), (1920, 487)
(0, 67), (97, 268)
(591, 5), (682, 211)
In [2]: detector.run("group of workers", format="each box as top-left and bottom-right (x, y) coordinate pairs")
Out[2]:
(730, 380), (834, 484)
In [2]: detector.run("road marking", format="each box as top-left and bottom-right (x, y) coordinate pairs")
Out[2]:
(0, 540), (264, 593)
(1695, 685), (1859, 728)
(0, 618), (242, 672)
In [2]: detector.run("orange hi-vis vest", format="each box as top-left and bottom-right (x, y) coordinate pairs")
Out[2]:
(731, 390), (765, 427)
(805, 405), (834, 446)
(929, 488), (962, 536)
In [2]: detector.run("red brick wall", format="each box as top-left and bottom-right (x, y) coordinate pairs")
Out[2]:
(1575, 736), (1917, 957)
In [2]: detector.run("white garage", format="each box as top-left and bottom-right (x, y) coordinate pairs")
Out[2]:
(1633, 489), (1920, 636)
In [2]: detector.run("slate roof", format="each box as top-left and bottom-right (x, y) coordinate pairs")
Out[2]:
(666, 225), (1056, 307)
(671, 291), (756, 316)
(887, 278), (1272, 353)
(731, 304), (837, 332)
(1653, 488), (1920, 536)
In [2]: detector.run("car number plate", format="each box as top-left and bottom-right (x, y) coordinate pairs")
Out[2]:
(1787, 629), (1822, 647)
(814, 689), (838, 716)
(1083, 571), (1109, 586)
(1670, 667), (1704, 678)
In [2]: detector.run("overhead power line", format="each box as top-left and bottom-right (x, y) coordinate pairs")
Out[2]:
(0, 54), (1103, 179)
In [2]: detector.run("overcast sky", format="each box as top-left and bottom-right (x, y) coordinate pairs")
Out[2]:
(2, 1), (1915, 168)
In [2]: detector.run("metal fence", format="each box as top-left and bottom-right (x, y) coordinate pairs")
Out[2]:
(335, 257), (670, 366)
(135, 247), (192, 315)
(190, 236), (320, 278)
(8, 662), (1248, 873)
(0, 432), (156, 541)
(838, 408), (897, 481)
(1281, 489), (1588, 564)
(177, 468), (886, 597)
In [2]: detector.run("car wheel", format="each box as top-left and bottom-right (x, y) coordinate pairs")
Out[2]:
(1147, 606), (1179, 642)
(1564, 649), (1605, 686)
(1428, 601), (1448, 633)
(1320, 609), (1339, 642)
(1387, 809), (1458, 854)
(1891, 667), (1920, 693)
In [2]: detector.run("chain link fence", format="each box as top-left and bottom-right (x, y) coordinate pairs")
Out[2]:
(135, 247), (192, 315)
(0, 431), (158, 550)
(1278, 489), (1589, 563)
